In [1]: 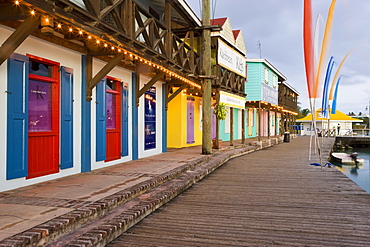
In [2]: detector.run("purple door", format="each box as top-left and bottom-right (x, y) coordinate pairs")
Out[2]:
(187, 97), (195, 144)
(211, 107), (216, 139)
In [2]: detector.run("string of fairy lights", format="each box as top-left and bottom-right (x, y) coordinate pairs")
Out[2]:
(248, 101), (298, 116)
(13, 0), (202, 89)
(11, 0), (298, 116)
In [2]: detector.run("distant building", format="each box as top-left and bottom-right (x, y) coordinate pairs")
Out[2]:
(297, 109), (363, 136)
(278, 81), (299, 134)
(245, 59), (298, 139)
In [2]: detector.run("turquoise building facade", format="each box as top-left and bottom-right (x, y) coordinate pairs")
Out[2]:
(245, 59), (285, 138)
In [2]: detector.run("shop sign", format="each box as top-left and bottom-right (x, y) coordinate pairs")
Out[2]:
(262, 84), (278, 105)
(219, 91), (245, 109)
(218, 39), (246, 77)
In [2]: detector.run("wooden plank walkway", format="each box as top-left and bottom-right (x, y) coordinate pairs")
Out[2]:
(108, 136), (370, 246)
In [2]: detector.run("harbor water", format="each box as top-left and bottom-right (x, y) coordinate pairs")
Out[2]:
(332, 148), (370, 193)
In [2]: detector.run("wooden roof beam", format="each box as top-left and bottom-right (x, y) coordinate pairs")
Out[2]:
(86, 52), (124, 101)
(137, 71), (164, 98)
(167, 83), (187, 104)
(0, 14), (40, 66)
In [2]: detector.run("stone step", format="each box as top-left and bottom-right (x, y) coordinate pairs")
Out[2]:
(52, 145), (272, 247)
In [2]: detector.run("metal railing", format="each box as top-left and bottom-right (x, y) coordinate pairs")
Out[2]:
(316, 128), (370, 137)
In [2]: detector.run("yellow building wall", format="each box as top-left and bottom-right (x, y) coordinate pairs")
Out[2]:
(167, 92), (202, 148)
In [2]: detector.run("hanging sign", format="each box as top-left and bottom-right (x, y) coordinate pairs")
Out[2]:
(218, 39), (247, 77)
(262, 84), (278, 105)
(219, 91), (245, 109)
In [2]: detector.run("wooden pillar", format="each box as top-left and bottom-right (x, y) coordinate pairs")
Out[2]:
(135, 66), (140, 107)
(275, 108), (278, 136)
(0, 14), (41, 66)
(86, 54), (93, 101)
(215, 90), (220, 149)
(267, 104), (270, 139)
(201, 0), (212, 154)
(164, 0), (172, 57)
(125, 0), (135, 39)
(242, 109), (245, 144)
(230, 107), (234, 146)
(258, 101), (261, 142)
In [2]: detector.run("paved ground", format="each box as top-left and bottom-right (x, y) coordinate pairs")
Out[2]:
(0, 136), (275, 246)
(109, 136), (370, 246)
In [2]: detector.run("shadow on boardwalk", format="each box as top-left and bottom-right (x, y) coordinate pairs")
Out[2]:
(109, 136), (370, 246)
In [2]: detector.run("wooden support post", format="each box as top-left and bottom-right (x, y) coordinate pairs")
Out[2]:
(258, 101), (261, 142)
(165, 0), (172, 58)
(164, 83), (171, 111)
(125, 0), (135, 40)
(242, 109), (245, 144)
(201, 0), (212, 154)
(267, 104), (270, 139)
(135, 66), (140, 107)
(137, 71), (164, 98)
(86, 53), (124, 101)
(0, 14), (40, 66)
(167, 83), (187, 104)
(230, 107), (234, 146)
(215, 90), (220, 149)
(275, 108), (278, 136)
(86, 54), (93, 101)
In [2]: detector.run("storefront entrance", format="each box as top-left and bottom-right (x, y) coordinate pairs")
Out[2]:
(106, 78), (122, 162)
(27, 55), (60, 179)
(187, 97), (195, 144)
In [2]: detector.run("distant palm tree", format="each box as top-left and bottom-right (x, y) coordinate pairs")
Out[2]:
(297, 103), (310, 119)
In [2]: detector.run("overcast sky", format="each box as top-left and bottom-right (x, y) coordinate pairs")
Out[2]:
(185, 0), (370, 115)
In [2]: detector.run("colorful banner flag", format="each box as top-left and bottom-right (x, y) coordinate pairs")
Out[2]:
(321, 56), (335, 118)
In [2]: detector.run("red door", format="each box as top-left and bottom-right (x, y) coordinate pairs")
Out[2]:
(106, 78), (121, 161)
(27, 55), (60, 179)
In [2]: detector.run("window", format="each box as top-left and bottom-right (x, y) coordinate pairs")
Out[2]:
(264, 67), (269, 84)
(273, 74), (277, 88)
(28, 80), (52, 132)
(29, 60), (53, 77)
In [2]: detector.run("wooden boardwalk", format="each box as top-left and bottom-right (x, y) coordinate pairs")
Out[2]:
(109, 136), (370, 246)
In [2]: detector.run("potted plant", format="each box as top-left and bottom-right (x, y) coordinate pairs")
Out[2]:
(212, 102), (228, 148)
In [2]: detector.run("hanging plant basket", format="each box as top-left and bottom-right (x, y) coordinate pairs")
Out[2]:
(213, 102), (228, 120)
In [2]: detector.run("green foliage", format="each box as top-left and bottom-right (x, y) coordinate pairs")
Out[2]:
(297, 104), (310, 119)
(213, 102), (228, 120)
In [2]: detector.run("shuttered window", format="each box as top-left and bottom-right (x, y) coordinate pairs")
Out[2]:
(7, 53), (29, 179)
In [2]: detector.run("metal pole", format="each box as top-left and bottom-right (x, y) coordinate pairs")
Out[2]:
(201, 0), (212, 154)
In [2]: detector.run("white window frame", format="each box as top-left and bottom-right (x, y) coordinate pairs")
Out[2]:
(264, 67), (269, 84)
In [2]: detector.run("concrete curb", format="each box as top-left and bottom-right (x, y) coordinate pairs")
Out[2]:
(0, 139), (280, 247)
